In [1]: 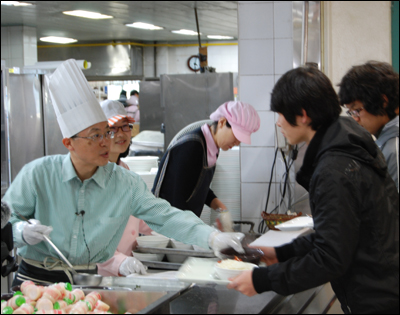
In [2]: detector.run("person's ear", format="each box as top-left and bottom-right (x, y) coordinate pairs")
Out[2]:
(62, 138), (74, 151)
(219, 117), (227, 128)
(300, 109), (311, 125)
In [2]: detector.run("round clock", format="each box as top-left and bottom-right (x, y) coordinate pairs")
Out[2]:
(187, 55), (201, 72)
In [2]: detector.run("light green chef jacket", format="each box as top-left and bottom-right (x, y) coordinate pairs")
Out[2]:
(3, 154), (214, 266)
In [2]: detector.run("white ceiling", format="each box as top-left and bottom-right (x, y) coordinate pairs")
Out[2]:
(1, 1), (238, 43)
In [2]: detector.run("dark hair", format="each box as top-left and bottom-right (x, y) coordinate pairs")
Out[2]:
(120, 90), (127, 97)
(270, 66), (341, 130)
(130, 90), (139, 96)
(338, 61), (399, 120)
(211, 120), (231, 133)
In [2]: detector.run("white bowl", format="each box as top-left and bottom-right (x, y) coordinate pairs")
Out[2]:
(166, 254), (188, 264)
(132, 251), (164, 262)
(136, 236), (170, 248)
(214, 261), (258, 281)
(170, 240), (193, 250)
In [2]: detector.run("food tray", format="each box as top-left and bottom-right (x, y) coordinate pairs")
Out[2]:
(261, 212), (302, 230)
(140, 260), (183, 270)
(136, 246), (215, 258)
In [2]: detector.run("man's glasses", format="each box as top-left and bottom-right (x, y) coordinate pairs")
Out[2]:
(71, 131), (115, 143)
(346, 107), (364, 118)
(109, 124), (133, 133)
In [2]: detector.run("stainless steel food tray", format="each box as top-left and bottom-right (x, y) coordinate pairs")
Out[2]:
(136, 246), (216, 258)
(140, 260), (183, 270)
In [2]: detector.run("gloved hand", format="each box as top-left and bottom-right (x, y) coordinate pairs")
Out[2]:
(119, 257), (147, 276)
(208, 230), (245, 258)
(22, 219), (53, 245)
(215, 209), (234, 232)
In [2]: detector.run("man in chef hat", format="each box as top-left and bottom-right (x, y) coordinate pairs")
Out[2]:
(3, 59), (245, 285)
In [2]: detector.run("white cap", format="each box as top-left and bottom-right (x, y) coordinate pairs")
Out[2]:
(48, 59), (107, 138)
(100, 100), (135, 126)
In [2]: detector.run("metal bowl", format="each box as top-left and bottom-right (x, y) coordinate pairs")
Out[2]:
(219, 247), (264, 265)
(73, 273), (103, 286)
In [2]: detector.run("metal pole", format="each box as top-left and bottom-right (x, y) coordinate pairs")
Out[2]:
(303, 1), (309, 65)
(194, 7), (202, 47)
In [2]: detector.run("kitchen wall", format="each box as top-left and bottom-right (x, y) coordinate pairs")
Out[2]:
(143, 43), (238, 77)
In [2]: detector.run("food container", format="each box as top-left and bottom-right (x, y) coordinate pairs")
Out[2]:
(136, 236), (170, 248)
(214, 261), (258, 281)
(261, 212), (302, 230)
(219, 247), (264, 265)
(132, 251), (165, 262)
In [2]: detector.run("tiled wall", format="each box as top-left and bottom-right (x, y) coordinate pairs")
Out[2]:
(1, 26), (37, 68)
(238, 1), (294, 229)
(143, 43), (239, 77)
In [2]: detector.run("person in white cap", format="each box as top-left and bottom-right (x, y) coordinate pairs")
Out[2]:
(97, 100), (152, 277)
(3, 59), (245, 285)
(152, 101), (260, 231)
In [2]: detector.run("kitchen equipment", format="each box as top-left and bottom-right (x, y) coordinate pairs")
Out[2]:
(261, 212), (302, 230)
(233, 221), (262, 246)
(132, 251), (165, 262)
(14, 212), (102, 286)
(219, 247), (264, 265)
(136, 235), (170, 248)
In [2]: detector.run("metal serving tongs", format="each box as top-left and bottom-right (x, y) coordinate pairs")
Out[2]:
(14, 211), (102, 285)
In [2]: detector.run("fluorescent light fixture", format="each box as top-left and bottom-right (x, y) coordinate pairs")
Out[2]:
(171, 29), (200, 36)
(63, 10), (113, 19)
(126, 22), (163, 30)
(1, 1), (33, 6)
(40, 36), (78, 44)
(207, 35), (234, 40)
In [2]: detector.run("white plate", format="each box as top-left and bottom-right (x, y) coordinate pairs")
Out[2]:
(176, 257), (230, 285)
(274, 216), (314, 231)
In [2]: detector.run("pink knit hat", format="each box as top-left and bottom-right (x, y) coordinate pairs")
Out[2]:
(210, 101), (260, 144)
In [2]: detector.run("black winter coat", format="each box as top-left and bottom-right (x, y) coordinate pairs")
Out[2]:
(252, 117), (399, 314)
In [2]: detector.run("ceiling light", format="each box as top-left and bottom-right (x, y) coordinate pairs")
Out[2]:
(40, 36), (78, 44)
(207, 35), (234, 40)
(126, 22), (163, 30)
(1, 1), (33, 6)
(171, 29), (200, 36)
(63, 10), (113, 19)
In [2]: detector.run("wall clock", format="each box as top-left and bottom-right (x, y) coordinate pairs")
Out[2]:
(187, 55), (201, 72)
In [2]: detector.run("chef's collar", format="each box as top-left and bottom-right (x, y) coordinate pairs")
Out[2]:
(62, 153), (107, 189)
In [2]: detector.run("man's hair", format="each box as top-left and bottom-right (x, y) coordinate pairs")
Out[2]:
(338, 61), (399, 120)
(130, 90), (139, 96)
(270, 66), (341, 130)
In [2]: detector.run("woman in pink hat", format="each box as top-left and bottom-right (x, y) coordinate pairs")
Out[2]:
(97, 100), (152, 277)
(152, 101), (260, 230)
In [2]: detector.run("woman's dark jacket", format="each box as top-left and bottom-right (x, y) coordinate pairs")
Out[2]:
(253, 117), (399, 314)
(152, 128), (217, 217)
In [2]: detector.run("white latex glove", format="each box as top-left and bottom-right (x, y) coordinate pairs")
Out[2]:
(208, 230), (245, 258)
(119, 257), (148, 276)
(22, 219), (53, 245)
(215, 209), (234, 232)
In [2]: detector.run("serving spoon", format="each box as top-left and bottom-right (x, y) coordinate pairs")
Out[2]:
(14, 211), (102, 286)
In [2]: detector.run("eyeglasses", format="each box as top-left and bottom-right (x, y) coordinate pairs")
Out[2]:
(109, 124), (133, 133)
(346, 107), (364, 118)
(71, 131), (115, 143)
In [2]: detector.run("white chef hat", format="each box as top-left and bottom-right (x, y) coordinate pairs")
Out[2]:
(48, 59), (107, 138)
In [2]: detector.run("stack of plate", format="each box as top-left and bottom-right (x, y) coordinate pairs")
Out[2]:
(121, 156), (159, 173)
(200, 147), (241, 225)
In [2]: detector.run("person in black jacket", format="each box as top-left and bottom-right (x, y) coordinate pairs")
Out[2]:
(152, 101), (260, 229)
(228, 66), (399, 314)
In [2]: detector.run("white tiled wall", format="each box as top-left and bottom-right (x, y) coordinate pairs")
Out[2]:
(238, 1), (294, 228)
(1, 26), (37, 68)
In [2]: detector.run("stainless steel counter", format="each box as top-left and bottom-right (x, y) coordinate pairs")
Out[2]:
(100, 276), (337, 314)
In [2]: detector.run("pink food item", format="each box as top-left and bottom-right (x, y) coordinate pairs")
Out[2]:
(1, 300), (9, 312)
(20, 281), (35, 294)
(88, 311), (109, 314)
(63, 304), (74, 313)
(84, 295), (96, 310)
(12, 303), (35, 314)
(54, 300), (68, 310)
(94, 300), (110, 312)
(63, 291), (75, 304)
(86, 292), (101, 304)
(69, 300), (89, 314)
(35, 310), (64, 314)
(43, 286), (61, 304)
(7, 295), (26, 310)
(51, 283), (67, 299)
(36, 298), (54, 310)
(25, 285), (44, 301)
(71, 289), (85, 302)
